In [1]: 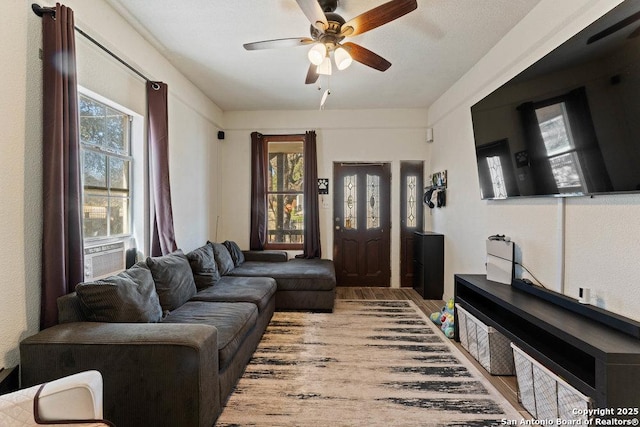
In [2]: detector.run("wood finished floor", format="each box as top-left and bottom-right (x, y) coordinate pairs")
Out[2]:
(336, 286), (530, 419)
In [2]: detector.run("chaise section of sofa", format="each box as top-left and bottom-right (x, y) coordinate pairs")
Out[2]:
(230, 256), (336, 311)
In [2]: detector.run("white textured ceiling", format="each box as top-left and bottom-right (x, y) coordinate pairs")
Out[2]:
(105, 0), (542, 111)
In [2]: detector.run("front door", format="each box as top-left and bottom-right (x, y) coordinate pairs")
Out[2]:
(333, 163), (391, 286)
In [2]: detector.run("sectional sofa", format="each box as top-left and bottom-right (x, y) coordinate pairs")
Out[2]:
(19, 241), (336, 427)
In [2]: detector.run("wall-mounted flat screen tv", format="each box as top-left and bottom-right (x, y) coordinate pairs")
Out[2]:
(471, 0), (640, 200)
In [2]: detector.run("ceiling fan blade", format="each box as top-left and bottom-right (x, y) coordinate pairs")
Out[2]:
(305, 64), (319, 84)
(296, 0), (328, 32)
(342, 42), (391, 71)
(243, 37), (315, 50)
(341, 0), (417, 37)
(587, 10), (640, 44)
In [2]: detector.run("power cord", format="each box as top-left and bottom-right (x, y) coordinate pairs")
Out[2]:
(486, 249), (548, 289)
(515, 261), (547, 289)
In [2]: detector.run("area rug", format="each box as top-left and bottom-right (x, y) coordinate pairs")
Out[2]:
(217, 300), (523, 426)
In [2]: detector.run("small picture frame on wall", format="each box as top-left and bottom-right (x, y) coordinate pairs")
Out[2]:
(430, 170), (447, 188)
(317, 178), (329, 194)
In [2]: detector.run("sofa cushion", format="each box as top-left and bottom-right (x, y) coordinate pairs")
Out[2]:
(228, 258), (336, 291)
(242, 250), (288, 263)
(211, 242), (235, 276)
(190, 276), (276, 313)
(186, 242), (221, 290)
(75, 262), (163, 323)
(223, 240), (245, 267)
(146, 250), (197, 311)
(163, 301), (258, 370)
(57, 292), (86, 323)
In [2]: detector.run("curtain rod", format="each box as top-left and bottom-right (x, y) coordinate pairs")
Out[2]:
(31, 3), (153, 84)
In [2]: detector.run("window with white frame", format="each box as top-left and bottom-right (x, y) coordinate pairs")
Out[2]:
(265, 137), (305, 249)
(79, 94), (132, 240)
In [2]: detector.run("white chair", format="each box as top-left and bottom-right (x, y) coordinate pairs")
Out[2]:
(0, 370), (113, 426)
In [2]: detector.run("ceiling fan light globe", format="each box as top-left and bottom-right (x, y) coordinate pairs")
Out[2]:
(334, 47), (352, 70)
(317, 56), (332, 75)
(308, 44), (327, 65)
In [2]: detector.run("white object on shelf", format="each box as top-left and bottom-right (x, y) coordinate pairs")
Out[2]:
(486, 239), (514, 285)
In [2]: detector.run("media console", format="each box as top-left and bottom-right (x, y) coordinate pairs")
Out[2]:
(454, 274), (640, 409)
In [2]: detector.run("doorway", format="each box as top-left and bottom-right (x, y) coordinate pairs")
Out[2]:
(333, 162), (391, 286)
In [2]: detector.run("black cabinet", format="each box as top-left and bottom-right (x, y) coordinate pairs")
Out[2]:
(454, 274), (640, 409)
(412, 231), (444, 299)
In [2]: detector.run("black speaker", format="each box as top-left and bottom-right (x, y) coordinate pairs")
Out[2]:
(217, 131), (225, 140)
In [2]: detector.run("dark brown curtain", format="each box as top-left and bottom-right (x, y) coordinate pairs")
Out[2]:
(250, 132), (268, 250)
(148, 81), (178, 256)
(40, 3), (84, 329)
(298, 131), (322, 258)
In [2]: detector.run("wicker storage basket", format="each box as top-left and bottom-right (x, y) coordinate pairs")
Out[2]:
(456, 304), (515, 375)
(511, 343), (592, 422)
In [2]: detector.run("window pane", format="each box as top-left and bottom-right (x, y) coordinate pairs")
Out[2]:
(109, 197), (129, 235)
(79, 95), (129, 155)
(109, 157), (129, 190)
(268, 142), (304, 192)
(343, 174), (357, 229)
(83, 194), (108, 238)
(487, 156), (507, 199)
(267, 193), (303, 244)
(366, 174), (380, 229)
(79, 96), (106, 147)
(83, 151), (107, 188)
(406, 175), (417, 228)
(535, 103), (574, 156)
(549, 152), (583, 190)
(105, 107), (129, 154)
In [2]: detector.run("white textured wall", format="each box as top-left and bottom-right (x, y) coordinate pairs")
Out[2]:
(168, 96), (220, 251)
(0, 0), (43, 370)
(63, 0), (223, 253)
(0, 0), (221, 368)
(220, 109), (429, 287)
(427, 0), (640, 321)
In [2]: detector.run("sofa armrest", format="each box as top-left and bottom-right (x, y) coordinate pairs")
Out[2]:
(20, 322), (219, 427)
(242, 250), (288, 262)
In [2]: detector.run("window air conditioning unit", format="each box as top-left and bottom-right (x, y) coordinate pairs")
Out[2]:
(84, 241), (126, 281)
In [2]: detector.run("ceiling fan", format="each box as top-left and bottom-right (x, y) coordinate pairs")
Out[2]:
(243, 0), (418, 84)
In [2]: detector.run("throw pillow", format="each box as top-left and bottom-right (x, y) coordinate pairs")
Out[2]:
(223, 240), (245, 267)
(186, 242), (221, 290)
(76, 262), (163, 323)
(211, 242), (236, 276)
(146, 250), (197, 311)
